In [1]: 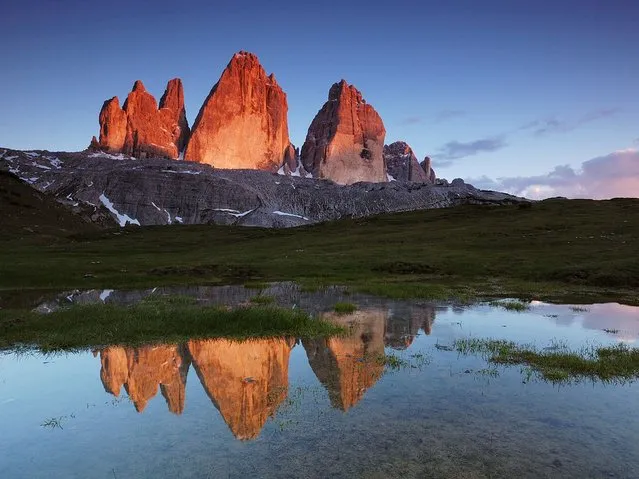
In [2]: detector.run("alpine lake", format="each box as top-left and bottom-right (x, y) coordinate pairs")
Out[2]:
(1, 283), (638, 478)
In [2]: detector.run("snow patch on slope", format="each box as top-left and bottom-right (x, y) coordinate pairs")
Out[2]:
(99, 193), (140, 227)
(273, 211), (309, 221)
(88, 152), (134, 160)
(100, 290), (114, 302)
(213, 208), (255, 218)
(161, 169), (201, 175)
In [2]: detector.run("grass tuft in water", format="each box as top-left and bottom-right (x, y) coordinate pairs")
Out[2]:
(0, 296), (343, 352)
(453, 337), (639, 383)
(489, 300), (530, 312)
(381, 354), (409, 370)
(333, 302), (357, 314)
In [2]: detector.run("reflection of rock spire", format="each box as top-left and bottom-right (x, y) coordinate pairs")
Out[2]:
(99, 346), (128, 396)
(303, 310), (386, 411)
(98, 344), (190, 414)
(188, 338), (294, 440)
(385, 305), (437, 349)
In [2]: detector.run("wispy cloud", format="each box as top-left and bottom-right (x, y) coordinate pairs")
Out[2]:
(434, 109), (466, 123)
(400, 109), (466, 126)
(521, 108), (621, 137)
(436, 136), (507, 161)
(399, 116), (423, 126)
(430, 106), (619, 166)
(468, 148), (639, 199)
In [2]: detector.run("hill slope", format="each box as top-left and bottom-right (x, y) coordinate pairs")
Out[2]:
(1, 198), (637, 304)
(0, 170), (100, 241)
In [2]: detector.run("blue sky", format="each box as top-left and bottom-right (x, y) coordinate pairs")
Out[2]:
(2, 0), (637, 196)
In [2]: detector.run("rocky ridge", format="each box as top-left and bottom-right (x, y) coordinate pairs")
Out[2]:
(0, 148), (526, 228)
(90, 51), (444, 186)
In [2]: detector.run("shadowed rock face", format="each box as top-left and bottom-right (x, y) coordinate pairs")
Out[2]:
(303, 310), (386, 411)
(420, 156), (437, 183)
(98, 344), (190, 414)
(187, 338), (295, 440)
(97, 79), (190, 160)
(185, 52), (292, 171)
(384, 141), (431, 183)
(301, 80), (387, 185)
(159, 79), (190, 153)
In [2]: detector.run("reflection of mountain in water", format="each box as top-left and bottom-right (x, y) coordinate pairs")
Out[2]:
(385, 304), (435, 349)
(188, 338), (295, 440)
(95, 303), (437, 438)
(304, 310), (386, 411)
(98, 344), (190, 414)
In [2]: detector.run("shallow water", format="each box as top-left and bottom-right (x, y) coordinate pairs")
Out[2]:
(1, 286), (639, 478)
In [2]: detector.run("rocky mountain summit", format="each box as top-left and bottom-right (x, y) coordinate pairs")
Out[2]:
(0, 148), (526, 228)
(89, 53), (419, 185)
(301, 80), (387, 185)
(94, 79), (189, 160)
(185, 52), (294, 171)
(384, 141), (435, 183)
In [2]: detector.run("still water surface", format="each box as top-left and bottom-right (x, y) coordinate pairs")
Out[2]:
(1, 285), (638, 478)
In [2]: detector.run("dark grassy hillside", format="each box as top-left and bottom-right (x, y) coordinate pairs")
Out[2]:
(0, 170), (98, 241)
(1, 197), (637, 303)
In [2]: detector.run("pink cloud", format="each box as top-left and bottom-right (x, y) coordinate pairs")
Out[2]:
(469, 148), (639, 199)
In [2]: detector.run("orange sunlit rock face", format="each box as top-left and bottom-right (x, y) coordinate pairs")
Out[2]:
(187, 337), (295, 440)
(98, 344), (190, 414)
(303, 310), (386, 411)
(98, 97), (128, 152)
(184, 51), (293, 171)
(97, 79), (190, 159)
(301, 80), (387, 185)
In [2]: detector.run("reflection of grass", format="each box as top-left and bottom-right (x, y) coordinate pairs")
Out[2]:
(570, 305), (590, 312)
(333, 302), (357, 314)
(489, 300), (530, 312)
(41, 416), (65, 430)
(0, 296), (343, 352)
(476, 367), (499, 378)
(454, 337), (639, 383)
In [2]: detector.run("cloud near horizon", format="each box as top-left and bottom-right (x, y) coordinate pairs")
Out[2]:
(468, 148), (639, 199)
